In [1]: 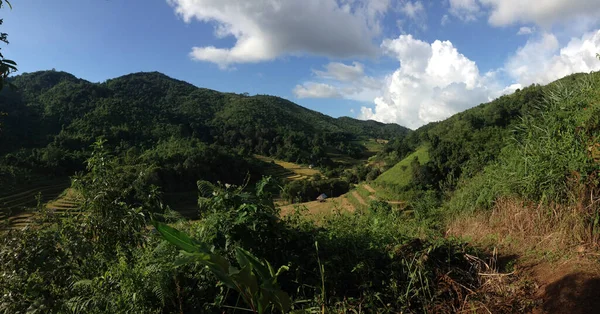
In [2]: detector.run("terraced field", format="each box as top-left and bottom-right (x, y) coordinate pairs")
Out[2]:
(0, 178), (73, 230)
(255, 155), (320, 181)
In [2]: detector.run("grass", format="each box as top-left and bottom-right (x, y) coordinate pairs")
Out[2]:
(376, 146), (429, 187)
(356, 184), (373, 201)
(345, 190), (367, 212)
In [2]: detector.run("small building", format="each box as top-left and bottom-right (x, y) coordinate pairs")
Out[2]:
(316, 193), (328, 202)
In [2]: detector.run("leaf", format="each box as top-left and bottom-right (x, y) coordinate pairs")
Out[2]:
(272, 290), (292, 312)
(230, 265), (259, 296)
(235, 247), (271, 282)
(152, 221), (201, 253)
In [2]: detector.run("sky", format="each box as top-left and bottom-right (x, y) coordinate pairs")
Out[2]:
(4, 0), (600, 129)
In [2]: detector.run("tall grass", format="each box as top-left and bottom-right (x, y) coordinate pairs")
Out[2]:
(445, 72), (600, 247)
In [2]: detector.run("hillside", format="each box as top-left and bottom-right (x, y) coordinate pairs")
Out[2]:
(0, 70), (408, 190)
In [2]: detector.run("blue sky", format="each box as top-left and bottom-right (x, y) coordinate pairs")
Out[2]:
(4, 0), (600, 129)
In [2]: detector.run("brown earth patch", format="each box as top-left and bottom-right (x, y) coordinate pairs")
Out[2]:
(363, 184), (376, 193)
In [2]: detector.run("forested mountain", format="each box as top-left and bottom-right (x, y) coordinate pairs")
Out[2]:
(377, 73), (570, 190)
(0, 70), (408, 190)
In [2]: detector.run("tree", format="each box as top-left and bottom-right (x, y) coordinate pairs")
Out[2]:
(0, 0), (16, 136)
(0, 0), (16, 90)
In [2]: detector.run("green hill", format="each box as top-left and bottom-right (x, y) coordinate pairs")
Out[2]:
(376, 146), (429, 187)
(0, 70), (408, 191)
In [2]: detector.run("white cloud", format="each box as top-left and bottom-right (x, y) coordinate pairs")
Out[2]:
(400, 1), (425, 20)
(359, 35), (501, 129)
(517, 26), (535, 35)
(168, 0), (389, 68)
(313, 62), (365, 82)
(294, 61), (384, 102)
(441, 14), (450, 26)
(293, 83), (342, 99)
(398, 1), (427, 30)
(479, 0), (600, 27)
(505, 29), (600, 86)
(448, 0), (481, 22)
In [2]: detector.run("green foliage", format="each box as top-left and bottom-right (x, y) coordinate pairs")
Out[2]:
(367, 199), (392, 214)
(445, 72), (600, 215)
(281, 178), (350, 203)
(0, 0), (16, 91)
(0, 151), (484, 314)
(154, 222), (291, 313)
(0, 71), (407, 192)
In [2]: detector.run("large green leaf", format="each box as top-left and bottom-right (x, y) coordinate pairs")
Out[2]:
(152, 221), (201, 253)
(235, 247), (271, 282)
(230, 265), (259, 297)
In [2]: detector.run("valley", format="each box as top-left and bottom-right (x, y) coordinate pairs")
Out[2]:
(1, 70), (600, 313)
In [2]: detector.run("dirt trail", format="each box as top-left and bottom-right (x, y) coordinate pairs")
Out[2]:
(363, 184), (376, 193)
(528, 258), (600, 314)
(352, 191), (367, 206)
(387, 200), (405, 205)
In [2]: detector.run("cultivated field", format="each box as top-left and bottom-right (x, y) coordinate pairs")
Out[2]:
(279, 183), (406, 220)
(0, 178), (73, 230)
(255, 155), (320, 181)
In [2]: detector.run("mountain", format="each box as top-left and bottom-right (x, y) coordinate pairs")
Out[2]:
(0, 70), (408, 189)
(376, 71), (600, 206)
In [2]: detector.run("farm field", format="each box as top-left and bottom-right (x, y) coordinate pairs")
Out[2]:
(0, 178), (72, 230)
(255, 155), (320, 181)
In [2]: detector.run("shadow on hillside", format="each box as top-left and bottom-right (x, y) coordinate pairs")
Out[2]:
(541, 272), (600, 314)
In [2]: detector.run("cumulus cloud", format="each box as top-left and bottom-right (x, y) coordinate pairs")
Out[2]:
(505, 29), (600, 86)
(168, 0), (389, 68)
(359, 35), (501, 129)
(517, 27), (535, 35)
(479, 0), (600, 27)
(293, 83), (342, 99)
(448, 0), (481, 22)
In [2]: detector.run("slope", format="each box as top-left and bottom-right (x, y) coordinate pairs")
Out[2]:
(0, 70), (409, 193)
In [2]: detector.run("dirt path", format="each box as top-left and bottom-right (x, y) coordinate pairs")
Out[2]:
(363, 184), (376, 193)
(528, 258), (600, 314)
(387, 201), (405, 205)
(352, 191), (367, 206)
